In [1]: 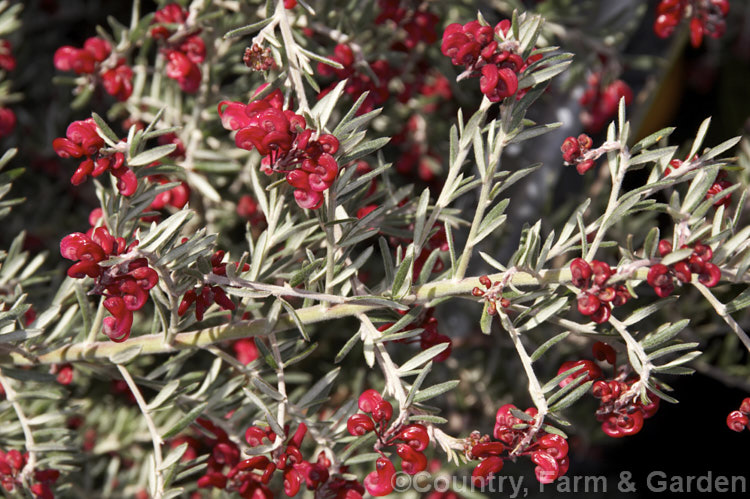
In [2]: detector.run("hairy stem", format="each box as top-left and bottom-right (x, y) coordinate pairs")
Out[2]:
(8, 267), (653, 367)
(268, 332), (288, 426)
(116, 364), (165, 498)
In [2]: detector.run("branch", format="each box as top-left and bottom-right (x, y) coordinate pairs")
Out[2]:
(0, 370), (36, 487)
(116, 364), (165, 498)
(8, 268), (652, 366)
(694, 282), (750, 353)
(496, 311), (548, 454)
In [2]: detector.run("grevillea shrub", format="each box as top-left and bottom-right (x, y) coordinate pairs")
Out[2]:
(0, 0), (749, 497)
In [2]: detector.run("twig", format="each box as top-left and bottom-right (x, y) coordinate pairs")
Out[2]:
(116, 364), (165, 498)
(694, 282), (750, 353)
(8, 268), (654, 367)
(0, 370), (37, 487)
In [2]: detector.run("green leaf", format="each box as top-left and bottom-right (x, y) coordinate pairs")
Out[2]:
(641, 320), (690, 350)
(648, 343), (700, 362)
(380, 308), (422, 336)
(409, 414), (448, 424)
(413, 380), (459, 403)
(653, 351), (702, 371)
(474, 199), (509, 244)
(312, 78), (347, 129)
(283, 342), (318, 367)
(646, 380), (678, 404)
(413, 188), (431, 245)
(631, 127), (676, 155)
(622, 296), (678, 326)
(687, 117), (711, 159)
(726, 288), (750, 314)
(161, 402), (209, 440)
(530, 332), (570, 362)
(517, 59), (572, 88)
(546, 373), (587, 407)
(398, 343), (450, 374)
(159, 443), (188, 471)
(243, 388), (284, 437)
(335, 331), (361, 363)
(147, 380), (181, 411)
(700, 136), (741, 161)
(109, 345), (143, 365)
(339, 137), (390, 165)
(643, 227), (660, 259)
(542, 364), (584, 393)
(548, 380), (593, 412)
(629, 146), (678, 167)
(296, 367), (340, 408)
(344, 453), (381, 466)
(129, 144), (177, 167)
(279, 298), (309, 341)
(660, 248), (693, 266)
(224, 17), (274, 38)
(91, 112), (120, 145)
(391, 251), (413, 298)
(405, 362), (432, 408)
(516, 297), (568, 334)
(337, 433), (377, 463)
(252, 377), (284, 402)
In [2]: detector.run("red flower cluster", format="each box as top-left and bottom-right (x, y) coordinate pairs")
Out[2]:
(378, 308), (452, 362)
(237, 194), (266, 226)
(317, 45), (393, 115)
(53, 363), (74, 385)
(346, 390), (429, 496)
(556, 359), (603, 388)
(556, 342), (616, 389)
(579, 73), (632, 134)
(665, 158), (734, 208)
(375, 0), (439, 49)
(706, 170), (733, 208)
(654, 0), (730, 48)
(570, 258), (630, 324)
(147, 175), (190, 212)
(556, 342), (659, 438)
(150, 3), (206, 93)
(0, 449), (60, 499)
(593, 378), (660, 438)
(199, 419), (362, 498)
(178, 251), (243, 321)
(0, 40), (15, 138)
(60, 227), (158, 342)
(647, 240), (720, 297)
(392, 115), (444, 183)
(53, 118), (138, 196)
(561, 134), (596, 174)
(219, 87), (340, 210)
(441, 19), (536, 102)
(54, 37), (133, 101)
(232, 338), (259, 365)
(469, 404), (569, 485)
(0, 107), (14, 138)
(726, 398), (750, 432)
(0, 40), (14, 72)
